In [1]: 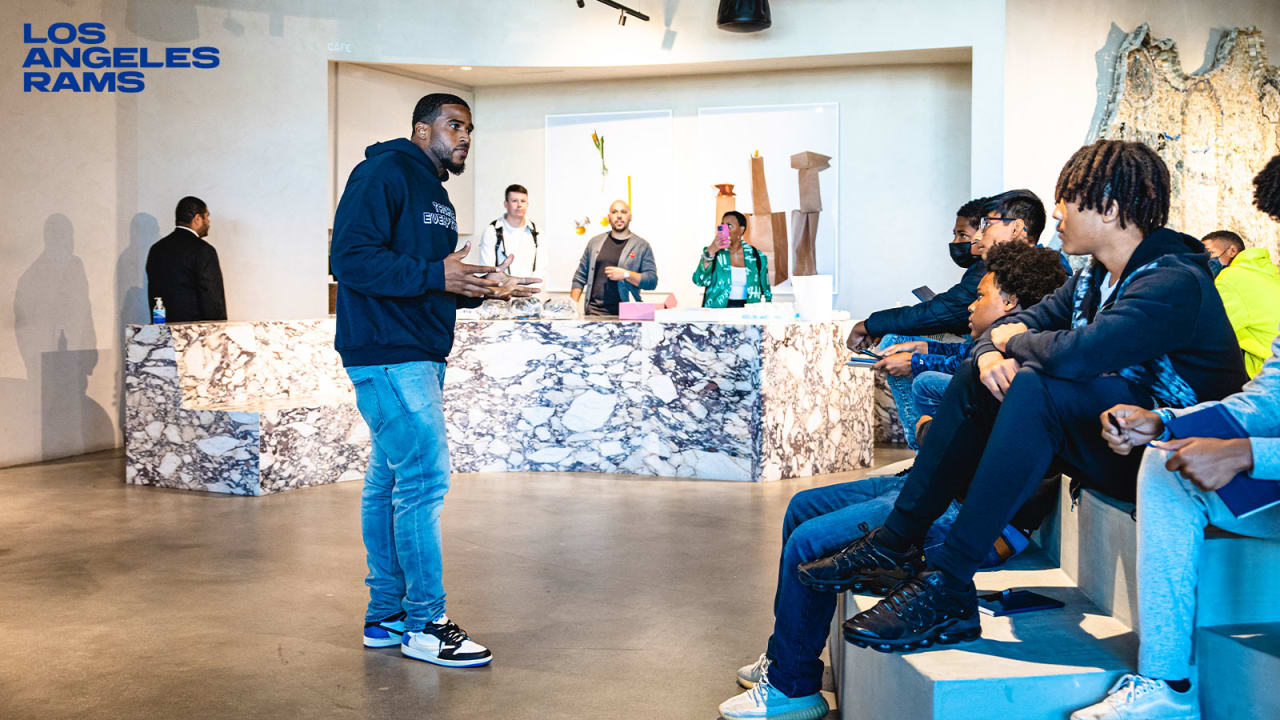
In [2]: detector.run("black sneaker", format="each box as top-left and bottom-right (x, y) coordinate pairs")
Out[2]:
(796, 523), (926, 595)
(842, 569), (981, 653)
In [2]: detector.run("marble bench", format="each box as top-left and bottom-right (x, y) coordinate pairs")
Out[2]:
(123, 317), (876, 494)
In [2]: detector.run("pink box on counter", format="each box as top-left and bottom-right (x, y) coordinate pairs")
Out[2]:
(619, 294), (678, 321)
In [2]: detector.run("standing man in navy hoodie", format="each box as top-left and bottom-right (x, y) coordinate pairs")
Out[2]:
(805, 140), (1248, 654)
(330, 93), (540, 668)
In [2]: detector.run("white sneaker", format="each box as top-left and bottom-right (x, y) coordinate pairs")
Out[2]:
(737, 653), (770, 689)
(718, 669), (829, 720)
(400, 616), (492, 668)
(1071, 673), (1199, 720)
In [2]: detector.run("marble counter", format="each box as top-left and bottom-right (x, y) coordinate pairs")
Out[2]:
(123, 317), (875, 493)
(444, 319), (874, 482)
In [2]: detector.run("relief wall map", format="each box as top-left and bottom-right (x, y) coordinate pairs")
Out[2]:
(1090, 24), (1280, 261)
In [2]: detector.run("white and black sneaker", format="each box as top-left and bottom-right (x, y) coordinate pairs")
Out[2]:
(400, 615), (492, 668)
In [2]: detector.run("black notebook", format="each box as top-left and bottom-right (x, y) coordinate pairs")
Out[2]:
(1163, 405), (1280, 518)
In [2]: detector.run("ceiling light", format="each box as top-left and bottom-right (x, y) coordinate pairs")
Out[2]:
(717, 0), (771, 33)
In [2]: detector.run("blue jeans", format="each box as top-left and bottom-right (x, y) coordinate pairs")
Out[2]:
(879, 334), (931, 449)
(347, 361), (451, 631)
(765, 474), (961, 698)
(910, 370), (953, 420)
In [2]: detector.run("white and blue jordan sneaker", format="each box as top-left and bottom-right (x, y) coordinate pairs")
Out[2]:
(400, 616), (492, 668)
(363, 611), (406, 648)
(719, 669), (829, 719)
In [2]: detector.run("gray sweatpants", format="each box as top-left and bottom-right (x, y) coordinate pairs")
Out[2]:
(1137, 448), (1280, 680)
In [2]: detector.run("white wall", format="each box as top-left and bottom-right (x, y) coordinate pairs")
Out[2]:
(1003, 0), (1280, 222)
(473, 65), (973, 317)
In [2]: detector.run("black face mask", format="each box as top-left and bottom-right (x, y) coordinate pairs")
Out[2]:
(949, 242), (977, 268)
(1208, 257), (1224, 278)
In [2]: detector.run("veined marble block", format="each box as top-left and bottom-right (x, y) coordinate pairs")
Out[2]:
(444, 319), (874, 482)
(124, 317), (875, 493)
(124, 323), (368, 495)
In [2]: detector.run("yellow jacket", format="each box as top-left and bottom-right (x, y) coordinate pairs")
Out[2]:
(1216, 247), (1280, 377)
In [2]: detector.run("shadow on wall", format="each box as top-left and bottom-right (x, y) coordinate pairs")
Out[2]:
(6, 214), (113, 461)
(115, 213), (158, 434)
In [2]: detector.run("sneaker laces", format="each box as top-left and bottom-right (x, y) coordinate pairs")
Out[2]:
(1107, 673), (1164, 705)
(880, 575), (944, 630)
(745, 667), (776, 707)
(747, 653), (769, 676)
(427, 619), (470, 645)
(830, 523), (876, 569)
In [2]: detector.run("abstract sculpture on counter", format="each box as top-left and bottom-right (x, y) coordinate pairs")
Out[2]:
(744, 152), (790, 285)
(789, 150), (830, 277)
(714, 183), (737, 225)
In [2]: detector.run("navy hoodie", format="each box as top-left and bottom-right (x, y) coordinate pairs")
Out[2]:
(973, 228), (1248, 405)
(330, 139), (481, 367)
(865, 260), (986, 338)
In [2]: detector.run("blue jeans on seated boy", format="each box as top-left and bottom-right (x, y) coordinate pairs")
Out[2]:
(911, 370), (953, 420)
(878, 334), (932, 449)
(763, 472), (1026, 699)
(348, 360), (452, 631)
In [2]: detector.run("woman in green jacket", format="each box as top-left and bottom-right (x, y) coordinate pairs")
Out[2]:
(692, 211), (773, 308)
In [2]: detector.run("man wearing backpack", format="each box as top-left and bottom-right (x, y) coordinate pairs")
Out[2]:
(469, 183), (540, 278)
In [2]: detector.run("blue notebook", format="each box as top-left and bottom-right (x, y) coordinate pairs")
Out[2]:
(1163, 405), (1280, 518)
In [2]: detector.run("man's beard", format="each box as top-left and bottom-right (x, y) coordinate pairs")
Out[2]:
(431, 137), (466, 175)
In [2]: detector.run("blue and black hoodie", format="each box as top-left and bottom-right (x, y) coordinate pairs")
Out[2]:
(974, 228), (1248, 407)
(330, 139), (481, 368)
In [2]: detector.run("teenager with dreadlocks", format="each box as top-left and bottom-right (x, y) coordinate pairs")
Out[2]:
(717, 241), (1072, 720)
(1074, 153), (1280, 720)
(801, 139), (1247, 656)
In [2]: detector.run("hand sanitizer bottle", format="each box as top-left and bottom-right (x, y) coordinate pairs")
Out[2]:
(152, 298), (166, 325)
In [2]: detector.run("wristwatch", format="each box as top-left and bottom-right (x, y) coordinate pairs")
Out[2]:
(1153, 407), (1176, 442)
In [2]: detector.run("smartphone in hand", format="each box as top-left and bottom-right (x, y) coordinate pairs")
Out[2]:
(1106, 412), (1124, 435)
(717, 224), (731, 248)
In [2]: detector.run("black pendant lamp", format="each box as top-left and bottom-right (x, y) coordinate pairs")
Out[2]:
(717, 0), (771, 33)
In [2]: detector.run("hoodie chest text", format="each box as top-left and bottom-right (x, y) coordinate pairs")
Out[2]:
(422, 201), (457, 231)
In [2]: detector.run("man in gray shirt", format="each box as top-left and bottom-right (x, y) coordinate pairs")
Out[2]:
(570, 200), (658, 316)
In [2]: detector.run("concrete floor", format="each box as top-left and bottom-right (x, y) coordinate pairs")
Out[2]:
(0, 447), (910, 720)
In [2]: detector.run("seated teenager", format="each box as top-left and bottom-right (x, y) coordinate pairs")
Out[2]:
(1202, 229), (1280, 378)
(898, 241), (1068, 436)
(1072, 153), (1280, 720)
(812, 139), (1247, 656)
(693, 211), (772, 308)
(845, 196), (988, 350)
(876, 190), (1061, 446)
(714, 242), (1067, 720)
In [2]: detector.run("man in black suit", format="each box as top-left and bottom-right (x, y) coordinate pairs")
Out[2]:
(145, 196), (227, 322)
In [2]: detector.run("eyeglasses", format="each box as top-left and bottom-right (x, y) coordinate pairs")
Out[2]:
(978, 216), (1017, 231)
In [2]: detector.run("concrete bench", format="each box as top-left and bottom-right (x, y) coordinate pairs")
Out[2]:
(829, 475), (1280, 719)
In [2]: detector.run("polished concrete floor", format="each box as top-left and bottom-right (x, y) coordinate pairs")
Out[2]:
(0, 447), (910, 720)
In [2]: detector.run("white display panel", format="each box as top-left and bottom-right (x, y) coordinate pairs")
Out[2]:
(696, 103), (840, 288)
(543, 110), (674, 292)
